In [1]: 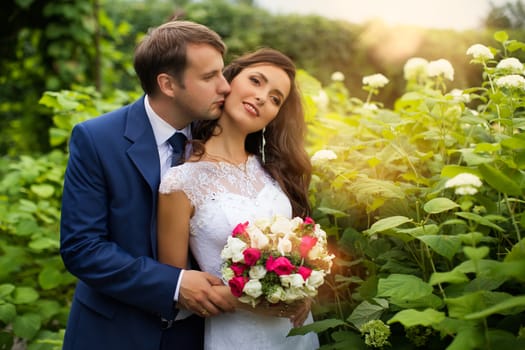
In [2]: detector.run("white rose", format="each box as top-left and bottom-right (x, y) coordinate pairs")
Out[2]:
(221, 266), (234, 281)
(249, 265), (267, 280)
(243, 279), (263, 298)
(313, 225), (327, 241)
(277, 237), (293, 256)
(304, 284), (319, 297)
(238, 295), (259, 307)
(280, 273), (305, 289)
(306, 270), (325, 289)
(254, 217), (271, 231)
(308, 242), (324, 260)
(246, 226), (269, 249)
(266, 286), (285, 303)
(283, 287), (306, 302)
(270, 215), (293, 235)
(220, 236), (248, 263)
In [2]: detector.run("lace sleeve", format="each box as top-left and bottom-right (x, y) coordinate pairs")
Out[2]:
(158, 165), (201, 207)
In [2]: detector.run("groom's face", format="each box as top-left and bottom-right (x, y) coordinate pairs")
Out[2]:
(171, 43), (231, 124)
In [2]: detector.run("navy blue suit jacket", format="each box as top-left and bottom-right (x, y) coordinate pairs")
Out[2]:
(60, 97), (203, 349)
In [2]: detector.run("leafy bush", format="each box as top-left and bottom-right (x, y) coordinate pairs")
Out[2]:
(293, 31), (525, 349)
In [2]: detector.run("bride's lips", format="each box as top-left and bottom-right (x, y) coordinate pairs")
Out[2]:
(243, 102), (259, 116)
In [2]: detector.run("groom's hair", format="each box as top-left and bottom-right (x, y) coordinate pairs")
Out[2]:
(134, 20), (226, 95)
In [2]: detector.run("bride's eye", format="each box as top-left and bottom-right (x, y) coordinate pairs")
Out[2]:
(250, 76), (261, 85)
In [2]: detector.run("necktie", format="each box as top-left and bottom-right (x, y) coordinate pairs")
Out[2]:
(167, 132), (187, 166)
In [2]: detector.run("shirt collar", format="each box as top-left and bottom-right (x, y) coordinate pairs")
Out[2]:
(144, 95), (191, 146)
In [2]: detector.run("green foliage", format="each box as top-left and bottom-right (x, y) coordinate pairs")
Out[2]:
(297, 31), (525, 349)
(0, 87), (135, 349)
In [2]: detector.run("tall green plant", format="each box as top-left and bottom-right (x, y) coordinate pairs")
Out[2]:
(294, 31), (525, 349)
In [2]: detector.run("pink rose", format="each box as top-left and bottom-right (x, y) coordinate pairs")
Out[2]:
(232, 221), (249, 238)
(228, 276), (248, 297)
(243, 248), (261, 266)
(304, 217), (315, 225)
(271, 257), (295, 276)
(230, 263), (247, 277)
(298, 266), (312, 280)
(266, 255), (275, 272)
(299, 236), (318, 258)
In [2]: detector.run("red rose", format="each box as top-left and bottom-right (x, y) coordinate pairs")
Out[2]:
(228, 276), (248, 297)
(298, 266), (312, 280)
(243, 248), (261, 266)
(232, 221), (249, 238)
(230, 263), (247, 277)
(271, 257), (295, 276)
(299, 236), (318, 258)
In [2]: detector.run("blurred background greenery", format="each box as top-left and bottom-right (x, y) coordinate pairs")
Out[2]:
(2, 0), (524, 157)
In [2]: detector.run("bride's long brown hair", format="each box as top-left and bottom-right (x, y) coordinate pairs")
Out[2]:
(192, 48), (312, 217)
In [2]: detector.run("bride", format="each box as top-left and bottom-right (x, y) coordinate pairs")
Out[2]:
(158, 48), (319, 349)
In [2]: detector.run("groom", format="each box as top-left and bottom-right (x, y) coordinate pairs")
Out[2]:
(60, 20), (234, 350)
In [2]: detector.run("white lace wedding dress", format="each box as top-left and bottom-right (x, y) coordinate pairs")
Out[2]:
(159, 155), (320, 350)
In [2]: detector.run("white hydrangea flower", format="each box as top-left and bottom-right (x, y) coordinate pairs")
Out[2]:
(427, 59), (454, 81)
(363, 103), (378, 110)
(466, 44), (494, 60)
(331, 71), (345, 81)
(243, 279), (263, 298)
(312, 90), (329, 109)
(311, 149), (337, 163)
(403, 57), (429, 80)
(495, 74), (525, 89)
(445, 173), (483, 195)
(362, 73), (389, 88)
(448, 89), (471, 103)
(496, 57), (524, 74)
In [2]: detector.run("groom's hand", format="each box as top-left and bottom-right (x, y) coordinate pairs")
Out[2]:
(177, 270), (236, 317)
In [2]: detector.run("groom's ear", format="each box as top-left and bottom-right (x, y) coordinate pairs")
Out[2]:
(156, 73), (179, 98)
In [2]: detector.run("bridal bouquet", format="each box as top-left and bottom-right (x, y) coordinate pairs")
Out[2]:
(220, 215), (334, 306)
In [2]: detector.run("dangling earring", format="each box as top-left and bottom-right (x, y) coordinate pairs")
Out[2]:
(260, 127), (266, 164)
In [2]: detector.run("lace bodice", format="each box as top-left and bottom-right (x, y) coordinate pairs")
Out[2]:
(159, 155), (318, 350)
(159, 155), (292, 277)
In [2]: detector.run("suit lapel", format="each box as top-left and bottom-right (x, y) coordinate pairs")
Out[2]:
(124, 98), (161, 258)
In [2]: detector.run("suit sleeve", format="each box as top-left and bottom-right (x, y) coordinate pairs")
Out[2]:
(60, 123), (181, 319)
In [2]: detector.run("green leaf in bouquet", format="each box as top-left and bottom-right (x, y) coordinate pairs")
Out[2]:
(363, 216), (412, 235)
(388, 308), (445, 328)
(418, 235), (462, 260)
(347, 298), (388, 329)
(287, 318), (346, 336)
(423, 197), (459, 214)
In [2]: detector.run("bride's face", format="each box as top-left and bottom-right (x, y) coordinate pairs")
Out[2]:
(222, 63), (291, 134)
